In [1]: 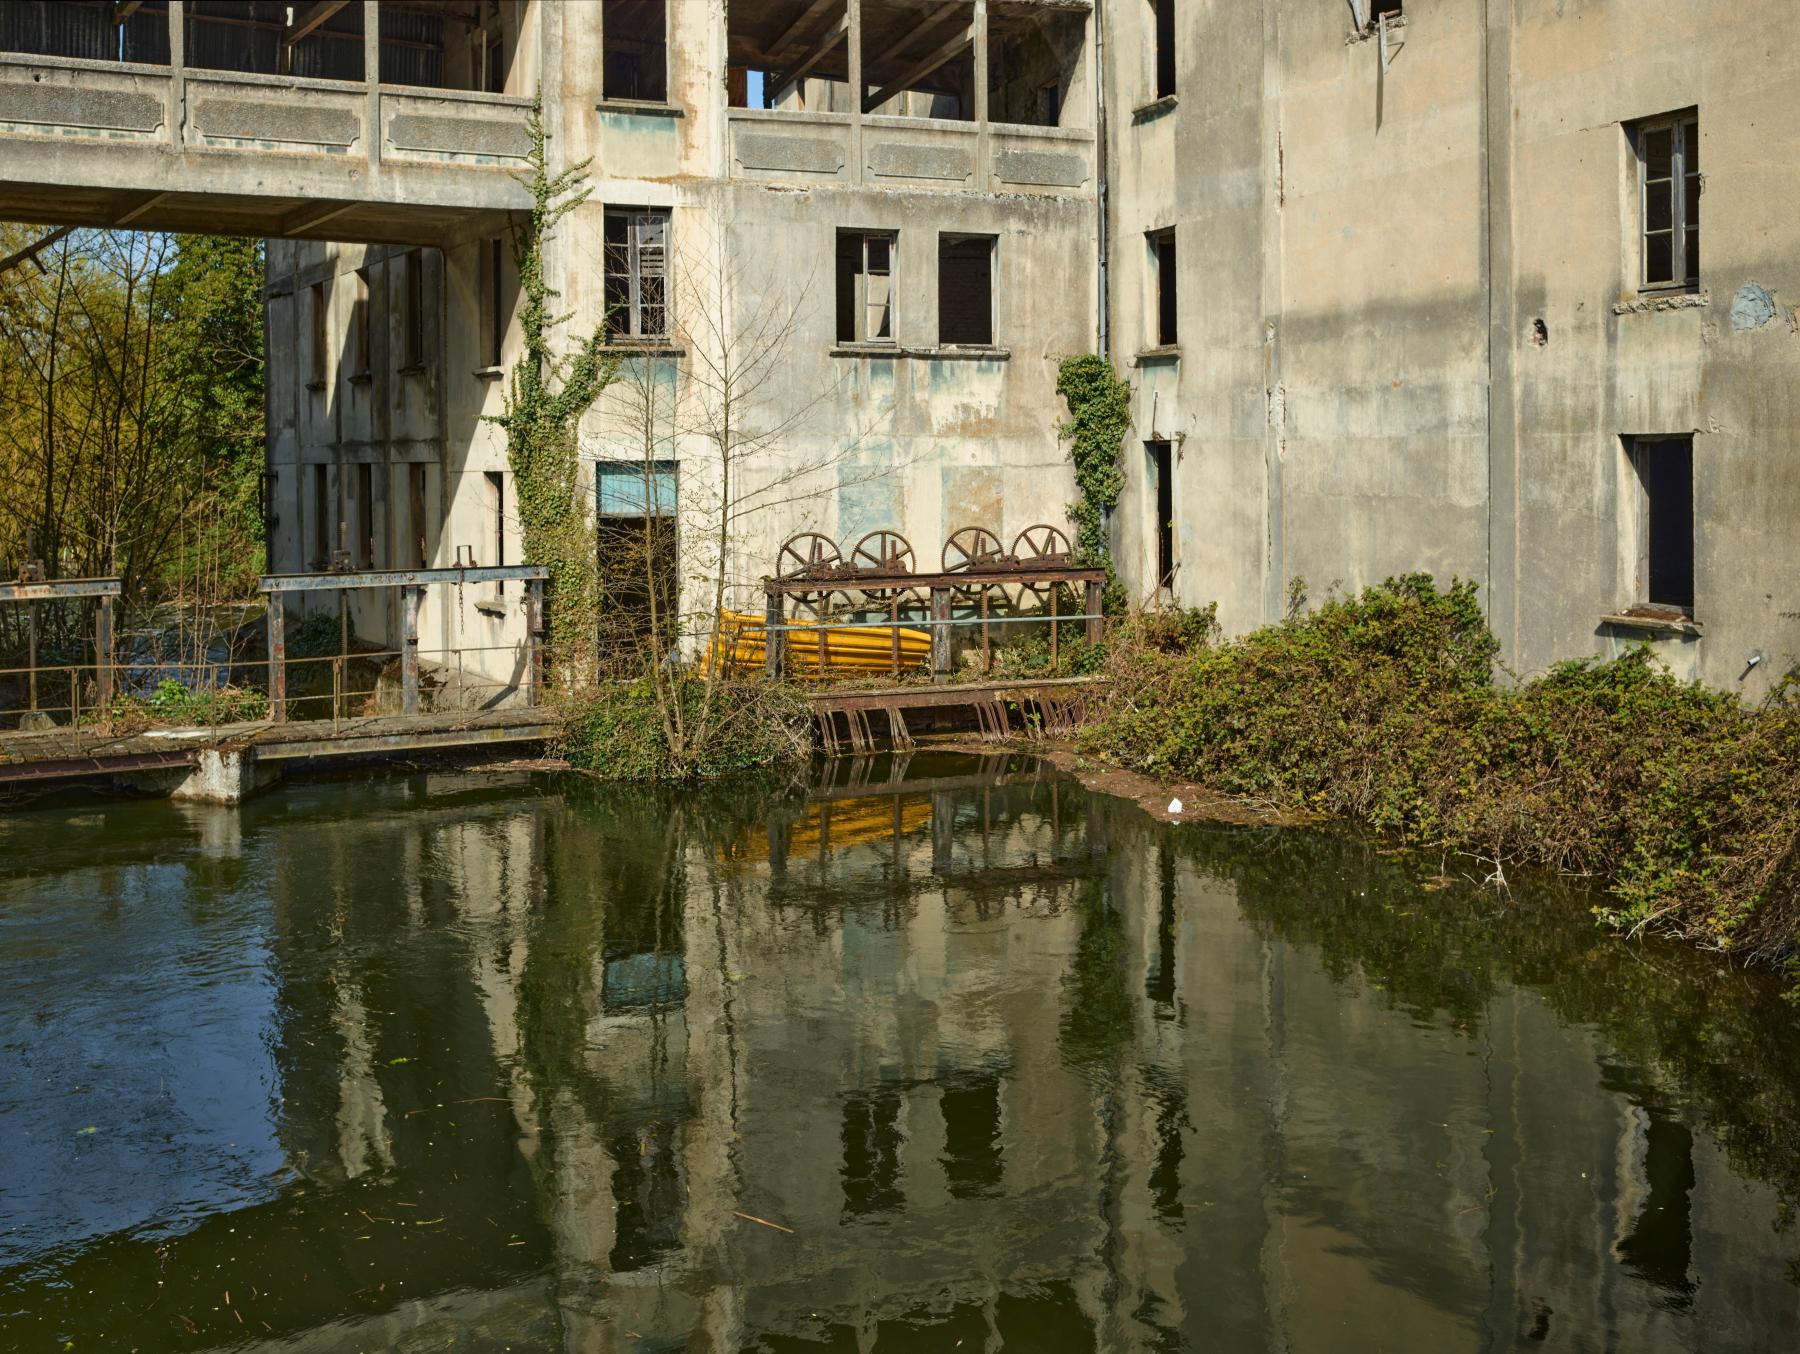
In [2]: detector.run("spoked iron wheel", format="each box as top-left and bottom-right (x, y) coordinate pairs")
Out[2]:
(941, 526), (1006, 600)
(1012, 524), (1073, 604)
(777, 532), (846, 619)
(850, 529), (916, 603)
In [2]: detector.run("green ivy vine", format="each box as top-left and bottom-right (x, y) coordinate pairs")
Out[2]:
(1055, 354), (1131, 569)
(487, 92), (619, 672)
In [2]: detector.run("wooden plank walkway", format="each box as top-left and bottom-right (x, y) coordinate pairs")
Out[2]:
(0, 707), (561, 786)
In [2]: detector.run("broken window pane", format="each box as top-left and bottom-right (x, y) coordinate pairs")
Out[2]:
(1645, 233), (1673, 287)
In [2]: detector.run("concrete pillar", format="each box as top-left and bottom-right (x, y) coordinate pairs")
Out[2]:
(930, 586), (951, 683)
(267, 593), (286, 723)
(524, 579), (543, 705)
(848, 0), (863, 185)
(364, 0), (381, 174)
(167, 1), (185, 149)
(172, 747), (277, 804)
(973, 0), (989, 190)
(402, 585), (422, 714)
(764, 590), (786, 678)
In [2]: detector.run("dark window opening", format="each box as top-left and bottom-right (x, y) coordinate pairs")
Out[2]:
(605, 0), (669, 103)
(1633, 112), (1699, 291)
(1630, 437), (1694, 615)
(408, 464), (429, 568)
(605, 208), (671, 342)
(485, 470), (505, 594)
(351, 269), (371, 378)
(938, 234), (994, 346)
(597, 461), (679, 666)
(484, 32), (505, 93)
(836, 231), (895, 344)
(1152, 0), (1175, 100)
(403, 249), (425, 369)
(311, 464), (330, 569)
(308, 281), (328, 387)
(1148, 439), (1174, 588)
(481, 238), (508, 368)
(1151, 228), (1177, 346)
(353, 464), (375, 569)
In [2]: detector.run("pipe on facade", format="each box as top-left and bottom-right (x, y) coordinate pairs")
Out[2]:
(1094, 0), (1109, 362)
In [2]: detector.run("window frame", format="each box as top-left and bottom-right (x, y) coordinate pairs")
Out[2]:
(1623, 435), (1696, 617)
(1632, 111), (1700, 294)
(1148, 227), (1178, 347)
(937, 232), (997, 348)
(836, 230), (897, 346)
(602, 0), (670, 106)
(604, 207), (672, 344)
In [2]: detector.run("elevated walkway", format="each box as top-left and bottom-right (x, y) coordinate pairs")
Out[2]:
(0, 7), (529, 244)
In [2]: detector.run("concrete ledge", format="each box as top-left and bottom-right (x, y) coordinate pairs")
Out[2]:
(1600, 612), (1704, 638)
(171, 748), (279, 804)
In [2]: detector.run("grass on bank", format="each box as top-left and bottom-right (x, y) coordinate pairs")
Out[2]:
(1085, 573), (1800, 976)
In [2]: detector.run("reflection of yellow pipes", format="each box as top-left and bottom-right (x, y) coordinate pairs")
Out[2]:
(704, 609), (929, 678)
(731, 794), (934, 861)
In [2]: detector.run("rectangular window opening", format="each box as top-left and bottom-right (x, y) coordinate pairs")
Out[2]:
(485, 470), (505, 596)
(404, 249), (425, 369)
(605, 0), (669, 103)
(311, 464), (330, 569)
(1147, 440), (1174, 588)
(482, 238), (507, 368)
(729, 2), (851, 111)
(938, 234), (994, 347)
(605, 208), (671, 342)
(1150, 228), (1178, 346)
(1152, 0), (1175, 100)
(409, 464), (429, 569)
(861, 0), (976, 122)
(309, 281), (328, 387)
(596, 461), (680, 665)
(1631, 111), (1700, 292)
(354, 463), (375, 569)
(1628, 437), (1695, 615)
(836, 231), (895, 344)
(986, 2), (1085, 128)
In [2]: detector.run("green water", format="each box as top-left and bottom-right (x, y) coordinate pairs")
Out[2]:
(2, 754), (1798, 1351)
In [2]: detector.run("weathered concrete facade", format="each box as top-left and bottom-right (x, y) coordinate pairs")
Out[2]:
(4, 0), (1794, 692)
(1107, 0), (1800, 694)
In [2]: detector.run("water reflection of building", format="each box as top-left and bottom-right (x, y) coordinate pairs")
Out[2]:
(10, 760), (1798, 1351)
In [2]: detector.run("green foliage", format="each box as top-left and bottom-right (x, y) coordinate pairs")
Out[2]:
(1087, 573), (1800, 970)
(111, 676), (269, 726)
(1055, 354), (1130, 570)
(558, 678), (814, 782)
(486, 93), (619, 670)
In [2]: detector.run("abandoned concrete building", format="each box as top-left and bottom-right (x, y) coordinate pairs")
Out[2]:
(1, 0), (1796, 696)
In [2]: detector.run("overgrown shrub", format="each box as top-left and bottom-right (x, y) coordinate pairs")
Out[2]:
(1086, 574), (1800, 969)
(557, 677), (813, 781)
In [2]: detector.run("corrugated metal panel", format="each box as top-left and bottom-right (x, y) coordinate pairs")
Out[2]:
(378, 8), (442, 89)
(121, 6), (170, 65)
(0, 1), (113, 61)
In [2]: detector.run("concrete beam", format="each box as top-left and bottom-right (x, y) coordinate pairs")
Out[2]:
(112, 1), (143, 22)
(769, 0), (842, 57)
(771, 14), (849, 103)
(863, 17), (974, 112)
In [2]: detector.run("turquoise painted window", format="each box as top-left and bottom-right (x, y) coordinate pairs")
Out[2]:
(597, 460), (677, 517)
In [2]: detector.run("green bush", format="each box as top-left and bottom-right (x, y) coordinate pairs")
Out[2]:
(136, 676), (269, 725)
(558, 677), (813, 781)
(1086, 574), (1800, 970)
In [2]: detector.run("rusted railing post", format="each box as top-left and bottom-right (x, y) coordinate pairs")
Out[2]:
(764, 588), (786, 678)
(524, 580), (543, 707)
(95, 593), (113, 714)
(266, 593), (286, 723)
(402, 585), (422, 715)
(930, 586), (951, 684)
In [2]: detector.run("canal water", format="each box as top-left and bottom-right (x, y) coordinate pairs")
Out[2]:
(2, 754), (1798, 1351)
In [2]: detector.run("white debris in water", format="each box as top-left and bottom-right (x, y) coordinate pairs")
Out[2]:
(1168, 798), (1183, 815)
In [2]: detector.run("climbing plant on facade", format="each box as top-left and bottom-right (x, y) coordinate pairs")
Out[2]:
(1055, 354), (1131, 570)
(488, 92), (619, 676)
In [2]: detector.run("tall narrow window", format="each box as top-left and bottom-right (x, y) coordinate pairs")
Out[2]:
(596, 460), (680, 660)
(481, 238), (507, 368)
(1149, 228), (1178, 346)
(1628, 437), (1695, 615)
(938, 234), (995, 347)
(1633, 112), (1700, 291)
(1147, 440), (1174, 588)
(403, 249), (425, 369)
(311, 464), (330, 568)
(1151, 0), (1176, 100)
(409, 464), (429, 568)
(604, 0), (668, 103)
(485, 470), (505, 596)
(604, 208), (670, 342)
(836, 231), (895, 344)
(354, 463), (375, 568)
(351, 269), (372, 378)
(485, 31), (505, 93)
(308, 281), (328, 387)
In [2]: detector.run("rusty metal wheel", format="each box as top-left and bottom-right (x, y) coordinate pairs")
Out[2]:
(849, 529), (915, 602)
(1013, 524), (1072, 604)
(778, 532), (843, 580)
(942, 526), (1006, 601)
